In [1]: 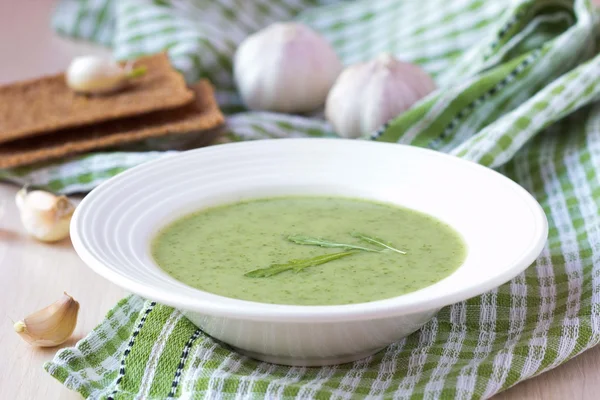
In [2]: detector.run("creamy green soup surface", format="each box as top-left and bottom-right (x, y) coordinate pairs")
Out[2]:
(152, 197), (466, 306)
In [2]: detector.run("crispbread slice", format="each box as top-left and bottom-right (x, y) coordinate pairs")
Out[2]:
(0, 53), (194, 144)
(0, 80), (224, 168)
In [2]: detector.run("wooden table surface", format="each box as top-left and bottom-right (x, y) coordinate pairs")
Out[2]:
(1, 1), (599, 399)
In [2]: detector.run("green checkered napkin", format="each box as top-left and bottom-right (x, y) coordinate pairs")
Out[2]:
(37, 0), (600, 398)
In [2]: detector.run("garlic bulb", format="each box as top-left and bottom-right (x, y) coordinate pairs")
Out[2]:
(16, 187), (75, 242)
(66, 56), (146, 95)
(326, 53), (436, 139)
(14, 293), (79, 347)
(234, 22), (342, 113)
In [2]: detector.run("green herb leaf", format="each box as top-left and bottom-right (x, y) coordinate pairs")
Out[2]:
(287, 235), (380, 252)
(244, 250), (357, 278)
(350, 232), (407, 254)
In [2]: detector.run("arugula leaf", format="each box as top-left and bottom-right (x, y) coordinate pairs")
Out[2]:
(244, 250), (357, 278)
(244, 232), (406, 279)
(287, 235), (379, 252)
(350, 232), (407, 254)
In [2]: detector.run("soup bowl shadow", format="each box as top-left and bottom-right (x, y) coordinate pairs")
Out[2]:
(71, 138), (548, 366)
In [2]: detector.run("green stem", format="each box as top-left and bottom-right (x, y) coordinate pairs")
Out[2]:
(126, 66), (147, 79)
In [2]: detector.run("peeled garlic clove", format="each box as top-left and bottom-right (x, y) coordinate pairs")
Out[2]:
(326, 53), (436, 139)
(234, 22), (342, 113)
(66, 56), (146, 95)
(16, 187), (75, 242)
(14, 292), (79, 347)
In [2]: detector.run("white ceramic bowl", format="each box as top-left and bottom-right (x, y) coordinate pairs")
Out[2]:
(71, 139), (547, 366)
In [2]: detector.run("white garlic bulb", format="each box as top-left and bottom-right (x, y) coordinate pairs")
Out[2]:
(234, 22), (342, 113)
(66, 56), (146, 95)
(325, 53), (436, 139)
(15, 187), (76, 242)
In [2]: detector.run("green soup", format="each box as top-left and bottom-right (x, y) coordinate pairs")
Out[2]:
(152, 197), (466, 306)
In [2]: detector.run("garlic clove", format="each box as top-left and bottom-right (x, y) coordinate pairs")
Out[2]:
(14, 292), (79, 347)
(66, 56), (147, 95)
(325, 53), (436, 139)
(15, 187), (75, 242)
(234, 22), (342, 113)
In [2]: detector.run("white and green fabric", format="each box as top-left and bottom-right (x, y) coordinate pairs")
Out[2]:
(35, 0), (600, 398)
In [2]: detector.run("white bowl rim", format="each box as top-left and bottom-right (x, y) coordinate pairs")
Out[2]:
(71, 138), (548, 322)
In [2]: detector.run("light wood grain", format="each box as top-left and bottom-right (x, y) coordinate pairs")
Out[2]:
(0, 184), (124, 400)
(1, 1), (599, 399)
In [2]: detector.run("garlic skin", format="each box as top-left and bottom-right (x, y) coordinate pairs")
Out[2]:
(325, 53), (436, 139)
(234, 22), (342, 113)
(66, 56), (146, 95)
(14, 293), (79, 347)
(15, 187), (75, 242)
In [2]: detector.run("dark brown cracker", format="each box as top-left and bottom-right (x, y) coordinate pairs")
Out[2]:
(0, 53), (194, 144)
(0, 80), (224, 168)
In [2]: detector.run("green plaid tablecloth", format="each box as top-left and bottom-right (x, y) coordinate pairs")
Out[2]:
(29, 0), (600, 398)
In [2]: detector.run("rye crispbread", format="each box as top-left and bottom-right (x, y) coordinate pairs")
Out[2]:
(0, 53), (194, 144)
(0, 80), (224, 168)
